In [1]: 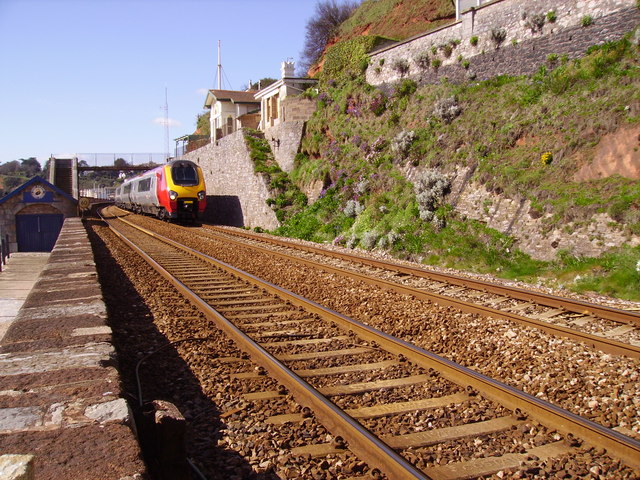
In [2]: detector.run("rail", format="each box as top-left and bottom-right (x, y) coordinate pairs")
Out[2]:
(210, 226), (640, 326)
(204, 226), (640, 359)
(100, 208), (640, 475)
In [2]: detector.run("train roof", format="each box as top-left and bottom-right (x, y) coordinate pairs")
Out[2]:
(120, 159), (199, 183)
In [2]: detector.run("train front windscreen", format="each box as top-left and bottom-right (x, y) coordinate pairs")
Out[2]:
(171, 162), (199, 186)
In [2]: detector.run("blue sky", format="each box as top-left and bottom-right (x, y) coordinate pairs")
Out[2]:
(0, 0), (318, 166)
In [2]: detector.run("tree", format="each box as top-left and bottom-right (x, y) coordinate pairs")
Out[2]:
(20, 157), (41, 176)
(299, 0), (359, 74)
(196, 111), (211, 137)
(0, 160), (22, 175)
(114, 158), (130, 169)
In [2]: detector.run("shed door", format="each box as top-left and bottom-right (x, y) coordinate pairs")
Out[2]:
(16, 214), (64, 252)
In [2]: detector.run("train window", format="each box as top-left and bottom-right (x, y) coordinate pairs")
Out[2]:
(123, 184), (131, 194)
(171, 162), (198, 186)
(138, 178), (151, 192)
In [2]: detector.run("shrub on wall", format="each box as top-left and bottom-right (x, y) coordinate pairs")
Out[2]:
(392, 58), (410, 76)
(525, 13), (546, 33)
(244, 128), (307, 223)
(414, 51), (431, 70)
(323, 35), (390, 81)
(490, 27), (507, 47)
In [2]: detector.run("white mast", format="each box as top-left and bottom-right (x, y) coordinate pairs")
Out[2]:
(217, 40), (222, 90)
(164, 87), (170, 160)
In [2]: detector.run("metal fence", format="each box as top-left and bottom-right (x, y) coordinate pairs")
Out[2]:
(69, 153), (170, 167)
(79, 186), (116, 200)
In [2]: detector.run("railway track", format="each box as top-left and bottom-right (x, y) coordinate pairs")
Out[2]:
(201, 226), (640, 356)
(99, 208), (640, 479)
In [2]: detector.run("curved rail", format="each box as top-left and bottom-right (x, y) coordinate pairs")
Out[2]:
(201, 226), (640, 359)
(100, 210), (428, 480)
(209, 226), (640, 326)
(100, 209), (640, 473)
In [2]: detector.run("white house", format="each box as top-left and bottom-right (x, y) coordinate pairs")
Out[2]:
(255, 61), (317, 131)
(204, 89), (261, 142)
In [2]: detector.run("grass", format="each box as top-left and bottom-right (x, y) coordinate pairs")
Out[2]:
(273, 34), (640, 301)
(552, 246), (640, 300)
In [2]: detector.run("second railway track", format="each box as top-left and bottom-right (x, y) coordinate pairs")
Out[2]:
(98, 207), (640, 479)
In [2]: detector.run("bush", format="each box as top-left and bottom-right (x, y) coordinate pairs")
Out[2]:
(526, 13), (545, 33)
(395, 78), (418, 97)
(433, 96), (462, 124)
(344, 199), (364, 217)
(391, 130), (416, 159)
(414, 51), (431, 70)
(392, 58), (410, 76)
(369, 92), (387, 116)
(440, 43), (453, 58)
(490, 27), (507, 47)
(414, 169), (451, 227)
(470, 36), (479, 46)
(361, 231), (379, 250)
(581, 15), (593, 27)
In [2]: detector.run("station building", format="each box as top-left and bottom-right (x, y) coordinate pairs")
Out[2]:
(0, 176), (78, 253)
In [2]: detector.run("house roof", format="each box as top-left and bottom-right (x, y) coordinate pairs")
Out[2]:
(0, 175), (77, 206)
(254, 77), (317, 100)
(204, 89), (261, 108)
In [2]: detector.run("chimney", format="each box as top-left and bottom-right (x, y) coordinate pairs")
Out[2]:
(281, 60), (295, 78)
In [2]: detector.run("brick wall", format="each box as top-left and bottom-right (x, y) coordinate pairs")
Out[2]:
(183, 130), (279, 230)
(367, 0), (640, 87)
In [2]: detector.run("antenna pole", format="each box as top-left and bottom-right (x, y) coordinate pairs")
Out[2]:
(164, 87), (170, 160)
(217, 40), (222, 90)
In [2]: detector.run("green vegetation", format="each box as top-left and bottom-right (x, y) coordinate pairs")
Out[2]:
(322, 36), (391, 81)
(243, 129), (307, 223)
(0, 158), (42, 196)
(272, 31), (640, 300)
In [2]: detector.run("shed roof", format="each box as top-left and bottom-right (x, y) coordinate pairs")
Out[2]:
(0, 176), (77, 206)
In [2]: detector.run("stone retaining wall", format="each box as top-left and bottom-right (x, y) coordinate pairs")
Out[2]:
(367, 0), (640, 87)
(184, 131), (279, 230)
(263, 121), (305, 173)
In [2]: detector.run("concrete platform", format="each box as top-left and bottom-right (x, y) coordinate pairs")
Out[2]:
(0, 253), (50, 343)
(0, 218), (147, 479)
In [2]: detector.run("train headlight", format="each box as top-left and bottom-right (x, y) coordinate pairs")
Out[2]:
(197, 191), (205, 201)
(169, 190), (178, 201)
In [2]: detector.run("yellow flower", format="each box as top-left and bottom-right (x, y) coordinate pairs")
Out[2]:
(541, 151), (553, 165)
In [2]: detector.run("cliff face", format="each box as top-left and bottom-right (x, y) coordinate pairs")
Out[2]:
(445, 168), (640, 262)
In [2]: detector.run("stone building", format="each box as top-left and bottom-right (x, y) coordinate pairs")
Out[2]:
(0, 176), (77, 252)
